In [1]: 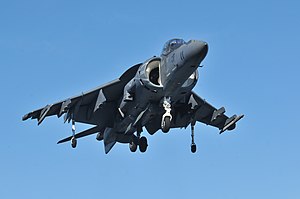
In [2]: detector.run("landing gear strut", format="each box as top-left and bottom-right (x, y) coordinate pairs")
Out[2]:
(191, 125), (196, 153)
(71, 120), (77, 148)
(161, 97), (172, 133)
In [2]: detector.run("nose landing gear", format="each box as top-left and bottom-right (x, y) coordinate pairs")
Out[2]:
(162, 116), (171, 133)
(161, 97), (172, 133)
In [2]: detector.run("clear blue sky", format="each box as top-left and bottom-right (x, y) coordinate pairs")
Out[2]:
(1, 0), (299, 198)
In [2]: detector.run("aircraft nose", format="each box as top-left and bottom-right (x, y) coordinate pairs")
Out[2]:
(185, 40), (208, 62)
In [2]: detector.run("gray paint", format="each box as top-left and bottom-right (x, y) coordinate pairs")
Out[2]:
(23, 39), (243, 154)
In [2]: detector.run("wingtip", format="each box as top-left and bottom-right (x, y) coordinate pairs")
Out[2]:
(22, 113), (30, 121)
(220, 114), (244, 134)
(57, 140), (62, 144)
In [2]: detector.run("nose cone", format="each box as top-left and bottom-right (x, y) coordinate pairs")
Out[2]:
(185, 40), (208, 64)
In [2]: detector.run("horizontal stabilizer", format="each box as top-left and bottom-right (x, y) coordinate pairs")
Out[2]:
(57, 126), (101, 144)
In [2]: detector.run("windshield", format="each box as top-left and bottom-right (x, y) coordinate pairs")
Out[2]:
(161, 39), (185, 55)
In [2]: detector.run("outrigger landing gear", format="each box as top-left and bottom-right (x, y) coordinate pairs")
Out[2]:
(161, 97), (172, 133)
(71, 120), (77, 148)
(191, 125), (196, 153)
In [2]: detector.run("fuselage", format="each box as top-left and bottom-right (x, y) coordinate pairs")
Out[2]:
(116, 39), (208, 135)
(22, 38), (243, 154)
(160, 40), (208, 96)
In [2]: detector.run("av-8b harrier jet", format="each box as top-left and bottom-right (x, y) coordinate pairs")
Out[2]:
(23, 39), (244, 154)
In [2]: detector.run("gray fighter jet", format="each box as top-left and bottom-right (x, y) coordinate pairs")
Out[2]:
(23, 39), (244, 154)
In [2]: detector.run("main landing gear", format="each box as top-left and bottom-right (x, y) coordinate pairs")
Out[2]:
(161, 97), (172, 133)
(129, 129), (148, 153)
(129, 141), (137, 152)
(139, 137), (148, 153)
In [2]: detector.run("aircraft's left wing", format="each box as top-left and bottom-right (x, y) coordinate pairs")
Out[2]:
(22, 63), (142, 126)
(188, 92), (244, 134)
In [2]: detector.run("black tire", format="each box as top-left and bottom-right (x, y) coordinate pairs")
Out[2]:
(161, 116), (171, 133)
(71, 137), (77, 148)
(129, 142), (137, 152)
(139, 136), (148, 153)
(191, 144), (196, 153)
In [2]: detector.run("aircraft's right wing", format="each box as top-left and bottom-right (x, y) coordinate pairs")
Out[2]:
(22, 63), (142, 126)
(22, 79), (121, 126)
(189, 92), (244, 133)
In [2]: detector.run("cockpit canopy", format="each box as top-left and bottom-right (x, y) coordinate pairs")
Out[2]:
(161, 39), (186, 55)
